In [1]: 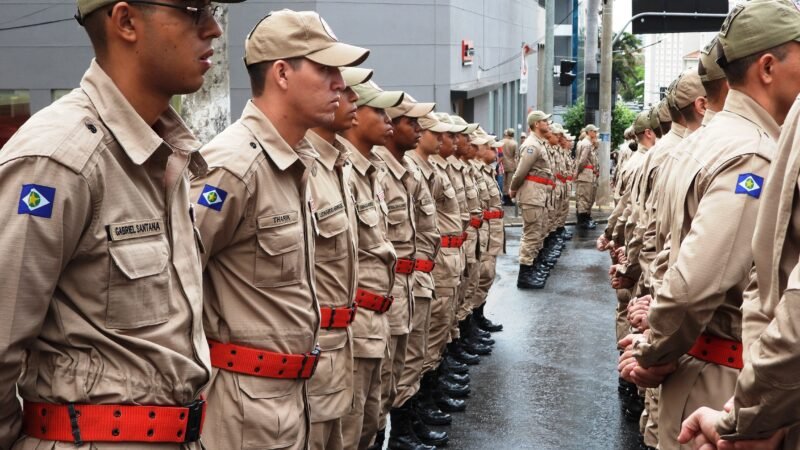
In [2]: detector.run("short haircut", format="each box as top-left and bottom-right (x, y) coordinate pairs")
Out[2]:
(247, 58), (303, 97)
(720, 43), (789, 87)
(679, 102), (700, 124)
(668, 104), (683, 123)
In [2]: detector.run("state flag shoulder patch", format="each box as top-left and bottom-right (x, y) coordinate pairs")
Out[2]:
(735, 173), (764, 199)
(18, 184), (56, 218)
(198, 184), (228, 211)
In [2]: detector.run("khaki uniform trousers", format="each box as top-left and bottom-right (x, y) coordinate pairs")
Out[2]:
(519, 205), (547, 266)
(657, 357), (738, 450)
(454, 228), (479, 337)
(341, 357), (383, 450)
(641, 387), (659, 448)
(424, 285), (458, 372)
(379, 331), (409, 430)
(472, 254), (497, 309)
(615, 288), (633, 343)
(576, 180), (594, 214)
(311, 419), (344, 450)
(394, 296), (432, 407)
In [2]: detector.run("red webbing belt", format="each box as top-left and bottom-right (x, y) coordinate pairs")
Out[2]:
(22, 399), (206, 444)
(208, 340), (320, 379)
(566, 176), (575, 181)
(525, 175), (555, 188)
(583, 165), (594, 170)
(414, 259), (436, 273)
(687, 334), (744, 370)
(396, 258), (416, 274)
(355, 288), (393, 313)
(483, 210), (504, 220)
(320, 305), (358, 329)
(441, 235), (465, 248)
(468, 216), (482, 229)
(555, 174), (567, 183)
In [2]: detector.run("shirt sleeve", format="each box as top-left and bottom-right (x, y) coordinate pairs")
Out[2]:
(0, 156), (92, 448)
(509, 145), (539, 192)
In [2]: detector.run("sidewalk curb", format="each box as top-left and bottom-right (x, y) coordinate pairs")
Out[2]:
(503, 219), (609, 228)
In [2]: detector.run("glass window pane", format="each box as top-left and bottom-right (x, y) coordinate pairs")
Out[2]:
(0, 90), (31, 148)
(52, 89), (73, 102)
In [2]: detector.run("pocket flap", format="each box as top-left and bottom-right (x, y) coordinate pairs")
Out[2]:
(355, 202), (379, 227)
(257, 214), (301, 255)
(238, 373), (296, 399)
(316, 205), (348, 239)
(318, 331), (348, 351)
(108, 238), (169, 280)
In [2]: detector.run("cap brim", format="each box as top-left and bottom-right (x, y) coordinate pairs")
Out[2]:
(470, 136), (489, 145)
(450, 125), (468, 133)
(363, 91), (405, 109)
(491, 141), (503, 148)
(463, 123), (480, 134)
(341, 67), (373, 87)
(306, 42), (370, 67)
(423, 122), (452, 133)
(403, 102), (436, 118)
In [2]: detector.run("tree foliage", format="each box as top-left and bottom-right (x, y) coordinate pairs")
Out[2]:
(612, 32), (645, 102)
(562, 100), (636, 151)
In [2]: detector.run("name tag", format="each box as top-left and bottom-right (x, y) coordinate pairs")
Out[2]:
(107, 219), (164, 241)
(357, 201), (375, 212)
(387, 201), (406, 212)
(259, 211), (299, 229)
(316, 202), (345, 221)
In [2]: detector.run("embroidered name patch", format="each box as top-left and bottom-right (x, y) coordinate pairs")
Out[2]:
(316, 202), (344, 221)
(259, 211), (299, 229)
(107, 219), (164, 241)
(735, 173), (763, 199)
(18, 184), (55, 218)
(387, 201), (406, 212)
(198, 184), (228, 211)
(357, 201), (375, 212)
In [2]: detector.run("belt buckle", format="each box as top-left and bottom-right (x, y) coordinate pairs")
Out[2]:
(382, 295), (394, 313)
(404, 258), (416, 274)
(300, 347), (322, 379)
(348, 304), (358, 324)
(326, 307), (337, 330)
(183, 399), (205, 443)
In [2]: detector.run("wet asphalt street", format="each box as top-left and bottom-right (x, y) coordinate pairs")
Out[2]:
(440, 226), (641, 450)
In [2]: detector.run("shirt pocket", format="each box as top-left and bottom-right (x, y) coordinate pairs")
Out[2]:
(308, 332), (349, 396)
(255, 213), (303, 288)
(315, 204), (349, 263)
(386, 201), (412, 242)
(106, 236), (171, 329)
(355, 202), (382, 250)
(238, 376), (302, 450)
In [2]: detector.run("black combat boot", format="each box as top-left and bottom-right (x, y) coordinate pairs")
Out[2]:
(459, 319), (491, 355)
(409, 400), (449, 446)
(442, 349), (470, 374)
(388, 406), (436, 450)
(432, 386), (467, 412)
(464, 315), (494, 346)
(517, 264), (545, 289)
(586, 212), (597, 229)
(474, 303), (503, 332)
(447, 341), (480, 365)
(415, 374), (452, 426)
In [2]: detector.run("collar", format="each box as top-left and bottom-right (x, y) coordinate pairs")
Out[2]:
(701, 109), (718, 127)
(406, 150), (434, 180)
(339, 136), (375, 176)
(447, 155), (463, 169)
(306, 130), (340, 171)
(724, 89), (781, 141)
(372, 146), (408, 180)
(240, 101), (312, 171)
(669, 122), (687, 138)
(429, 154), (449, 169)
(80, 59), (200, 166)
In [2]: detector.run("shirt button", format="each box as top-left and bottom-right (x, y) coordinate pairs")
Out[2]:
(86, 123), (97, 133)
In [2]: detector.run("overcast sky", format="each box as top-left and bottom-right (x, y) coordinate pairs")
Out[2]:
(614, 1), (634, 33)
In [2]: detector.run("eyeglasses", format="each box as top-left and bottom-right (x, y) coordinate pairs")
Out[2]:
(122, 1), (222, 25)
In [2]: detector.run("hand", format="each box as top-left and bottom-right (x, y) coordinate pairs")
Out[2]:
(618, 333), (643, 351)
(630, 361), (677, 387)
(509, 189), (517, 198)
(678, 407), (723, 450)
(609, 264), (620, 277)
(612, 273), (636, 289)
(630, 309), (650, 331)
(596, 235), (610, 252)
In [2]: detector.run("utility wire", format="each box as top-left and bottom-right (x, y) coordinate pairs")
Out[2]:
(0, 18), (74, 32)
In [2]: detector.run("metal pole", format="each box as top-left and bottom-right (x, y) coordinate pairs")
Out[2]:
(571, 0), (580, 104)
(584, 0), (599, 123)
(544, 0), (555, 113)
(597, 0), (613, 207)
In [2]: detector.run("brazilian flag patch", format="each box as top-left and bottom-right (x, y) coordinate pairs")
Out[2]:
(18, 184), (55, 218)
(198, 184), (228, 211)
(735, 173), (763, 199)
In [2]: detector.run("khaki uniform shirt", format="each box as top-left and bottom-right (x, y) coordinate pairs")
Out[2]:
(634, 89), (778, 368)
(305, 131), (358, 423)
(371, 146), (418, 335)
(0, 60), (210, 449)
(479, 162), (505, 256)
(470, 159), (491, 253)
(431, 155), (466, 287)
(608, 145), (649, 245)
(575, 137), (598, 182)
(404, 151), (441, 300)
(446, 155), (469, 229)
(509, 134), (553, 208)
(457, 158), (482, 264)
(502, 137), (518, 175)
(717, 97), (800, 443)
(341, 138), (395, 359)
(191, 102), (320, 446)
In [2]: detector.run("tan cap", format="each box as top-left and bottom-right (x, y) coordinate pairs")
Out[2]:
(584, 124), (599, 132)
(490, 139), (503, 149)
(634, 110), (653, 134)
(550, 123), (566, 135)
(657, 99), (671, 123)
(504, 128), (515, 136)
(435, 113), (468, 133)
(386, 94), (435, 119)
(699, 37), (726, 82)
(419, 113), (452, 133)
(718, 0), (800, 65)
(451, 115), (480, 134)
(469, 133), (490, 145)
(340, 67), (373, 87)
(352, 81), (404, 108)
(244, 10), (369, 67)
(650, 106), (663, 130)
(527, 110), (552, 126)
(669, 68), (705, 110)
(76, 0), (246, 21)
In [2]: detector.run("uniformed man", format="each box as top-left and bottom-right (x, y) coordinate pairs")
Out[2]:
(305, 66), (373, 450)
(0, 0), (237, 447)
(575, 124), (599, 229)
(551, 123), (574, 241)
(620, 3), (800, 449)
(501, 128), (519, 205)
(191, 10), (368, 450)
(337, 79), (403, 450)
(509, 111), (555, 289)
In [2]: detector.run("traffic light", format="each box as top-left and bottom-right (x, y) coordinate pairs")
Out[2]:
(559, 60), (577, 86)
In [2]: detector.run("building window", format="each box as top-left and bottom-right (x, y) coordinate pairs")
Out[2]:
(52, 89), (73, 102)
(0, 90), (31, 148)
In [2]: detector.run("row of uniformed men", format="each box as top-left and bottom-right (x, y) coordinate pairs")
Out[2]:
(510, 112), (597, 289)
(0, 3), (512, 450)
(597, 1), (800, 448)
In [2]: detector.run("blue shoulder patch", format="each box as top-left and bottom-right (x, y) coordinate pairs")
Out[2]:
(735, 173), (764, 199)
(197, 184), (228, 211)
(18, 184), (56, 218)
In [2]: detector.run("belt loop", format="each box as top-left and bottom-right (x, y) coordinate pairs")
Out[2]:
(327, 308), (336, 330)
(67, 403), (83, 446)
